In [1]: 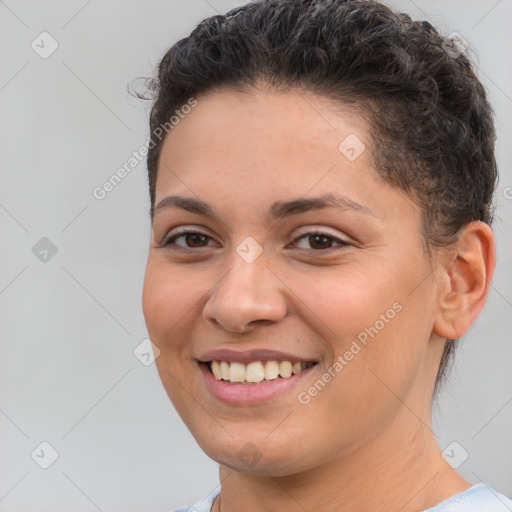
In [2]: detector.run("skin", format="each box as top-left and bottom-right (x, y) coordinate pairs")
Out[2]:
(142, 85), (495, 512)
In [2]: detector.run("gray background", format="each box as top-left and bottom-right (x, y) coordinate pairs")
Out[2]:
(0, 1), (510, 510)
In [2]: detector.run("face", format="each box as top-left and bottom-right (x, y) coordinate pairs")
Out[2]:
(142, 87), (446, 476)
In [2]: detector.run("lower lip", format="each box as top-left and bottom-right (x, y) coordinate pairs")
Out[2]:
(199, 362), (318, 406)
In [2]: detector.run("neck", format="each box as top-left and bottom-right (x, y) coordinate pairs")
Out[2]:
(215, 414), (471, 512)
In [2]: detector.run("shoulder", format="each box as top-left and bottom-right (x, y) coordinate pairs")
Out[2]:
(423, 484), (512, 511)
(172, 484), (512, 511)
(172, 485), (220, 512)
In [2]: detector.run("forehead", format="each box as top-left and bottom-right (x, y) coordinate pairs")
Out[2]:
(155, 87), (419, 227)
(158, 87), (372, 187)
(162, 86), (369, 155)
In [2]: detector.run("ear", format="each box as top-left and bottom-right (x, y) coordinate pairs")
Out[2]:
(434, 221), (496, 340)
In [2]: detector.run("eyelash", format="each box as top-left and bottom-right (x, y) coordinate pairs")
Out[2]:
(159, 227), (350, 253)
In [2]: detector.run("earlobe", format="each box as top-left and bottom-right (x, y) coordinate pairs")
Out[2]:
(434, 221), (496, 340)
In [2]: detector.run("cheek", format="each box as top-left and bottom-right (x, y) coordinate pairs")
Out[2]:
(286, 262), (400, 349)
(288, 260), (433, 405)
(142, 259), (205, 413)
(142, 259), (201, 348)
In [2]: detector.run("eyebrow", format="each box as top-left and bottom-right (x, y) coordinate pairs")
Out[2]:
(153, 192), (376, 220)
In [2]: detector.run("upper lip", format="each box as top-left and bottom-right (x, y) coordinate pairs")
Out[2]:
(197, 349), (318, 365)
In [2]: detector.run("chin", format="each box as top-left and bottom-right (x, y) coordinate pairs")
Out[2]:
(194, 432), (318, 476)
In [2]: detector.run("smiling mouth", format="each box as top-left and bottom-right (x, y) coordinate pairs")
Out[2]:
(204, 360), (317, 384)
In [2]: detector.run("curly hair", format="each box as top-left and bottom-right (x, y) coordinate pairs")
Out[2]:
(142, 0), (497, 394)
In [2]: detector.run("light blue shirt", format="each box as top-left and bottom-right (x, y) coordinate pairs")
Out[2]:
(174, 483), (512, 511)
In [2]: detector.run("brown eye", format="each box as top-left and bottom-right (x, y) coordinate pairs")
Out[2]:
(308, 234), (334, 250)
(162, 230), (214, 249)
(291, 231), (350, 252)
(183, 233), (209, 247)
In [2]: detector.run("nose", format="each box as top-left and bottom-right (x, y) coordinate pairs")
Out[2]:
(202, 252), (288, 333)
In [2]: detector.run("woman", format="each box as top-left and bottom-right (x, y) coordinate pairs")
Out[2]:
(140, 0), (511, 510)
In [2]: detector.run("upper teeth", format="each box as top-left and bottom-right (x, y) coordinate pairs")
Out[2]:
(210, 360), (312, 383)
